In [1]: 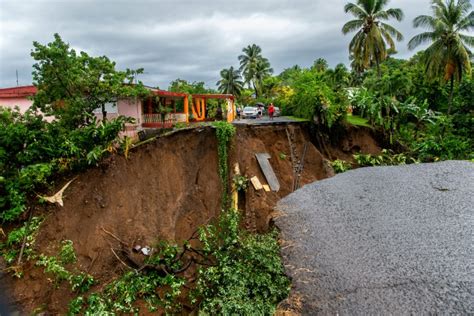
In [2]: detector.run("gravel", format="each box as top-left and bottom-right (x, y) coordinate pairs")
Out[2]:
(275, 161), (474, 315)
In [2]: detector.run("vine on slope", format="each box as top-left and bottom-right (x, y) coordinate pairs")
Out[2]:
(212, 121), (236, 206)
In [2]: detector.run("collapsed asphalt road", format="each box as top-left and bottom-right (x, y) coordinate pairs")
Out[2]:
(276, 161), (473, 315)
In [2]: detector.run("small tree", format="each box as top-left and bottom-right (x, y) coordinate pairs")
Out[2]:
(31, 34), (148, 128)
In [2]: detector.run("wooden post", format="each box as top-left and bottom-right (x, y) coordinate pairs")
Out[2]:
(231, 98), (235, 122)
(232, 163), (240, 210)
(184, 95), (189, 123)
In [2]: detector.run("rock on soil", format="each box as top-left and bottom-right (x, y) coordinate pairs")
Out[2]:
(276, 161), (474, 315)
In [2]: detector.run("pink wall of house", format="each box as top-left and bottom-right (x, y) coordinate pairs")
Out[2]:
(117, 98), (142, 124)
(0, 97), (33, 113)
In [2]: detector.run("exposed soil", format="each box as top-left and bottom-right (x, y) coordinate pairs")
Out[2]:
(230, 124), (333, 233)
(1, 123), (380, 314)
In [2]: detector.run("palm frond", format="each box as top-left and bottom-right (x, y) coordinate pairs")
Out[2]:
(413, 15), (437, 29)
(459, 34), (474, 47)
(342, 19), (364, 34)
(408, 32), (436, 50)
(344, 2), (368, 18)
(456, 11), (474, 31)
(380, 22), (404, 41)
(374, 8), (403, 21)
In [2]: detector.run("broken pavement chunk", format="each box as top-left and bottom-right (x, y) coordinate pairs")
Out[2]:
(255, 153), (280, 192)
(250, 176), (263, 190)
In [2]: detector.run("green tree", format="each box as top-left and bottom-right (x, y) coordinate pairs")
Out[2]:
(278, 65), (302, 85)
(254, 57), (273, 96)
(311, 58), (329, 72)
(238, 44), (273, 97)
(329, 63), (351, 88)
(342, 0), (404, 76)
(168, 79), (210, 94)
(408, 0), (473, 114)
(31, 33), (147, 128)
(216, 66), (244, 96)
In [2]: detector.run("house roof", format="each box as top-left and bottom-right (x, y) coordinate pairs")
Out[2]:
(150, 89), (188, 98)
(0, 85), (37, 98)
(192, 93), (234, 100)
(0, 85), (231, 101)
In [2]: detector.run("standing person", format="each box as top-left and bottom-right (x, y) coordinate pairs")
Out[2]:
(257, 104), (263, 119)
(236, 106), (241, 120)
(268, 103), (275, 120)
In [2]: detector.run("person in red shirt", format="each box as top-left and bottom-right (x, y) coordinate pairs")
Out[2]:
(268, 103), (275, 120)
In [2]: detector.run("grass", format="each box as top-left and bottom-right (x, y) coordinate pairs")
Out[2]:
(345, 115), (371, 128)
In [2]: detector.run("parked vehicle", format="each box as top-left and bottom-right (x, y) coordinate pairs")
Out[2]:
(274, 107), (281, 117)
(242, 106), (258, 119)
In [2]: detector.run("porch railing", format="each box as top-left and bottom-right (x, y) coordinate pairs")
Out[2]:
(142, 113), (187, 126)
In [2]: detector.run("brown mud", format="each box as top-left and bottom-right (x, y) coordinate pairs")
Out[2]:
(1, 123), (379, 314)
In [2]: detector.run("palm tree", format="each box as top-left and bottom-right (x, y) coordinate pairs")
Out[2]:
(342, 0), (404, 76)
(254, 57), (273, 96)
(216, 66), (244, 96)
(312, 58), (329, 72)
(408, 0), (473, 114)
(238, 44), (273, 97)
(332, 63), (351, 88)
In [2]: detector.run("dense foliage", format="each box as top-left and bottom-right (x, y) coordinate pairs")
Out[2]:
(0, 107), (130, 222)
(195, 209), (290, 314)
(0, 34), (146, 223)
(217, 1), (472, 163)
(31, 33), (148, 127)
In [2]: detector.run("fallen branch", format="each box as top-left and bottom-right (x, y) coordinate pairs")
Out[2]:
(101, 227), (129, 246)
(110, 247), (134, 270)
(38, 177), (77, 207)
(17, 207), (33, 265)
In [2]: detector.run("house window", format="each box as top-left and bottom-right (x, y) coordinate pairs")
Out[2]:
(93, 102), (117, 114)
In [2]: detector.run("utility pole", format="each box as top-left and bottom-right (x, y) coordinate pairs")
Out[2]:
(16, 70), (19, 86)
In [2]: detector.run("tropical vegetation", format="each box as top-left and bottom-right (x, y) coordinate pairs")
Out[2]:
(342, 0), (404, 76)
(217, 66), (244, 96)
(408, 0), (473, 113)
(238, 44), (273, 97)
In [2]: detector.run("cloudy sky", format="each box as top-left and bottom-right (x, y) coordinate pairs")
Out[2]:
(0, 0), (438, 89)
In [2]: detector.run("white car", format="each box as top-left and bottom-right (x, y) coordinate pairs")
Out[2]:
(242, 106), (258, 119)
(273, 107), (281, 117)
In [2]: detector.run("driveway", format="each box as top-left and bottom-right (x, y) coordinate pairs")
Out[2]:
(276, 161), (474, 314)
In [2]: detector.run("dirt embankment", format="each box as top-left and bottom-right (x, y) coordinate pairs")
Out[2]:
(4, 128), (222, 313)
(2, 123), (379, 314)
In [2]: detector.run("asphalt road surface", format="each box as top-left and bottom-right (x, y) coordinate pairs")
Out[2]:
(232, 116), (304, 125)
(276, 161), (473, 315)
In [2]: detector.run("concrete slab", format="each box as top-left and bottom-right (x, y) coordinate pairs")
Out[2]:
(255, 153), (280, 192)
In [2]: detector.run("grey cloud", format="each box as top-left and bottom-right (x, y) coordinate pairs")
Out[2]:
(0, 0), (442, 89)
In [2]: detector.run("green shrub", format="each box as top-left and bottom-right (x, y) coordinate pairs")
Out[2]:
(0, 107), (129, 222)
(332, 159), (352, 173)
(195, 209), (290, 315)
(0, 216), (44, 266)
(354, 149), (418, 167)
(233, 174), (249, 191)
